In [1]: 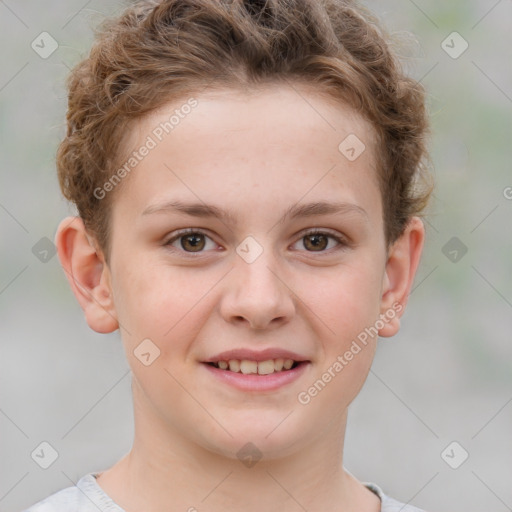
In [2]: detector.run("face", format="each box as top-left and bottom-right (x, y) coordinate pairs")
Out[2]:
(104, 84), (391, 459)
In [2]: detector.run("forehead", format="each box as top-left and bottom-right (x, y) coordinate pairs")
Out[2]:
(166, 84), (369, 139)
(121, 82), (379, 165)
(111, 83), (382, 227)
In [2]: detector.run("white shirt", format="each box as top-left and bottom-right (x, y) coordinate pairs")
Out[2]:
(23, 473), (426, 511)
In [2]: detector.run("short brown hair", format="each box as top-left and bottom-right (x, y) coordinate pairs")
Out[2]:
(57, 0), (432, 260)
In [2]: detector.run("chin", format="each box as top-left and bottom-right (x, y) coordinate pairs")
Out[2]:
(196, 414), (310, 462)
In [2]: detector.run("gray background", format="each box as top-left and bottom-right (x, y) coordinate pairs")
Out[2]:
(1, 1), (511, 511)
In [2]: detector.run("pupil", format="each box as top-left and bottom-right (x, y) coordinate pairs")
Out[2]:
(306, 234), (327, 251)
(182, 234), (205, 252)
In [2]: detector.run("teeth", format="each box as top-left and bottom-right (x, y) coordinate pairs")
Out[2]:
(212, 358), (299, 374)
(240, 360), (258, 374)
(257, 360), (275, 375)
(228, 359), (240, 372)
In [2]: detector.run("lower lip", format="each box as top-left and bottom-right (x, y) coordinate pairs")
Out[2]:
(201, 362), (309, 392)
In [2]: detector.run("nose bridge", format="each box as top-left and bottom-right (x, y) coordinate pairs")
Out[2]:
(240, 253), (281, 296)
(220, 238), (295, 329)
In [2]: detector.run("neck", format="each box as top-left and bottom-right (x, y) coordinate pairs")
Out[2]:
(96, 381), (380, 512)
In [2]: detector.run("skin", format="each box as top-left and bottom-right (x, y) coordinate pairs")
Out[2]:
(56, 83), (424, 512)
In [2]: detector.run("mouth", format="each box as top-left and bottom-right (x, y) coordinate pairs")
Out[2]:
(201, 352), (310, 392)
(205, 358), (302, 375)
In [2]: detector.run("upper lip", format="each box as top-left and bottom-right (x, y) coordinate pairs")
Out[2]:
(203, 348), (309, 363)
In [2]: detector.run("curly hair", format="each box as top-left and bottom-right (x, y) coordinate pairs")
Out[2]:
(57, 0), (432, 260)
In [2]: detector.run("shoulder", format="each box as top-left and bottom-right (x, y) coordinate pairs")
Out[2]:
(364, 482), (428, 512)
(23, 473), (125, 512)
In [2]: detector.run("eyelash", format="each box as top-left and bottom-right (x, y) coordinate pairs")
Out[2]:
(163, 228), (348, 256)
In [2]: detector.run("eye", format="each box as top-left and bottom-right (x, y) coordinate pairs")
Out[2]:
(163, 228), (347, 255)
(164, 229), (218, 253)
(292, 229), (347, 252)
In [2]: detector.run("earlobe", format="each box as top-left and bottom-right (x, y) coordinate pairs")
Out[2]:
(55, 216), (119, 334)
(378, 217), (425, 338)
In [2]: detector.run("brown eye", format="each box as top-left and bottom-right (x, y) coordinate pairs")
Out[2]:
(292, 230), (346, 253)
(165, 229), (217, 254)
(303, 233), (329, 251)
(180, 233), (206, 252)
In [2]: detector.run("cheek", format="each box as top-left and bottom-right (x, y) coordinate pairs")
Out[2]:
(305, 261), (384, 344)
(110, 259), (212, 417)
(298, 271), (380, 416)
(301, 342), (376, 423)
(111, 257), (215, 351)
(296, 261), (382, 407)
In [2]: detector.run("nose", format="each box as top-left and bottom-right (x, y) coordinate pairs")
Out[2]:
(219, 248), (296, 331)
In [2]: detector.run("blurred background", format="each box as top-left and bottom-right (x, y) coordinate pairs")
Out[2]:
(0, 1), (511, 511)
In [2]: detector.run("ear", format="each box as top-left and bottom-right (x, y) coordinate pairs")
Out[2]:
(55, 216), (119, 333)
(378, 216), (425, 337)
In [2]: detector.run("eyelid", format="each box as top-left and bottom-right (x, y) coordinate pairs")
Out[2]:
(164, 227), (211, 242)
(296, 227), (348, 243)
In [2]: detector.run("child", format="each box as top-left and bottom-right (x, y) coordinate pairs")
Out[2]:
(25, 0), (432, 510)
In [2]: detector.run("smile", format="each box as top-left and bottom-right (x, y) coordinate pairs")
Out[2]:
(207, 358), (298, 375)
(202, 360), (310, 392)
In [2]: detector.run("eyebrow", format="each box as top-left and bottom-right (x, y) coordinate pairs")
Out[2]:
(141, 200), (368, 227)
